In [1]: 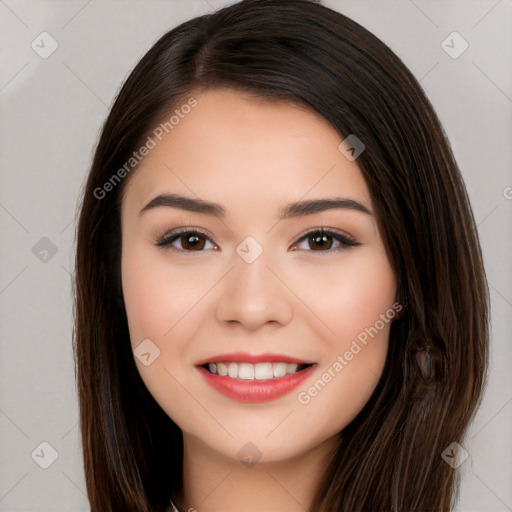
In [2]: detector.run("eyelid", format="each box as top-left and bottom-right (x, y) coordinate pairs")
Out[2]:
(292, 226), (358, 246)
(155, 226), (216, 248)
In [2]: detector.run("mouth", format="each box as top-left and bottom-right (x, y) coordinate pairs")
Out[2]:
(201, 361), (313, 380)
(195, 353), (316, 402)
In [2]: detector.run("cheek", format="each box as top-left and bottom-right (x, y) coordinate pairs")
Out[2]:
(121, 246), (206, 430)
(290, 250), (396, 423)
(121, 245), (198, 346)
(122, 242), (396, 353)
(290, 248), (397, 343)
(121, 256), (165, 345)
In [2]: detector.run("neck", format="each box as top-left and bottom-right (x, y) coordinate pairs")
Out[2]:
(173, 433), (337, 512)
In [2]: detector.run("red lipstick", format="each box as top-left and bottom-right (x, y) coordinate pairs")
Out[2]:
(195, 351), (311, 366)
(195, 352), (316, 402)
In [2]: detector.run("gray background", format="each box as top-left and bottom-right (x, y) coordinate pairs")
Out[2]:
(0, 0), (511, 510)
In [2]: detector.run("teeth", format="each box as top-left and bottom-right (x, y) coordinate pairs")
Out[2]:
(254, 362), (273, 380)
(285, 363), (298, 375)
(238, 363), (255, 380)
(273, 362), (287, 378)
(228, 362), (238, 378)
(206, 361), (305, 380)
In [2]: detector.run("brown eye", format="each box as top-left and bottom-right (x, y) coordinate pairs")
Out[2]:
(179, 232), (206, 251)
(293, 229), (359, 253)
(156, 230), (217, 252)
(308, 232), (334, 251)
(156, 227), (358, 254)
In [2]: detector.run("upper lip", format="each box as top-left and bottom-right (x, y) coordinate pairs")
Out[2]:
(195, 352), (314, 366)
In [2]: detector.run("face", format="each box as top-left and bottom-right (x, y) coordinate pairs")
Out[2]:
(120, 88), (398, 464)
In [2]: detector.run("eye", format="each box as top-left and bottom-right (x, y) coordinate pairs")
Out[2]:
(291, 228), (360, 253)
(155, 227), (360, 254)
(156, 228), (217, 252)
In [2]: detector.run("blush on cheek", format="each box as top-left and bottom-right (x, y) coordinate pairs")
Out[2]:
(122, 258), (163, 347)
(121, 257), (204, 363)
(305, 272), (396, 348)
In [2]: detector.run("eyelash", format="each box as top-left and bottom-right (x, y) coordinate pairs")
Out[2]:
(155, 226), (360, 254)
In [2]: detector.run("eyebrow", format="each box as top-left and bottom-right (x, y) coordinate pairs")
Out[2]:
(139, 193), (373, 219)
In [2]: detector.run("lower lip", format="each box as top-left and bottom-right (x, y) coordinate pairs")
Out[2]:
(196, 364), (316, 402)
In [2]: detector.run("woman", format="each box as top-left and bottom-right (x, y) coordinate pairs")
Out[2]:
(73, 0), (489, 510)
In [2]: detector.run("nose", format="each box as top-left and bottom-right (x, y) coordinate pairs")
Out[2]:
(215, 251), (294, 331)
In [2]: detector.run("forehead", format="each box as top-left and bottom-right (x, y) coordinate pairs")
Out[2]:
(122, 88), (372, 215)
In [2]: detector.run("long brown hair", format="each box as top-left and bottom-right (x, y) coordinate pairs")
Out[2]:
(73, 0), (489, 510)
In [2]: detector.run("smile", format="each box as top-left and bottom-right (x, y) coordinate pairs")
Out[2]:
(204, 361), (311, 380)
(195, 353), (316, 402)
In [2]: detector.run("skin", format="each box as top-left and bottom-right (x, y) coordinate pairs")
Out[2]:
(120, 88), (398, 512)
